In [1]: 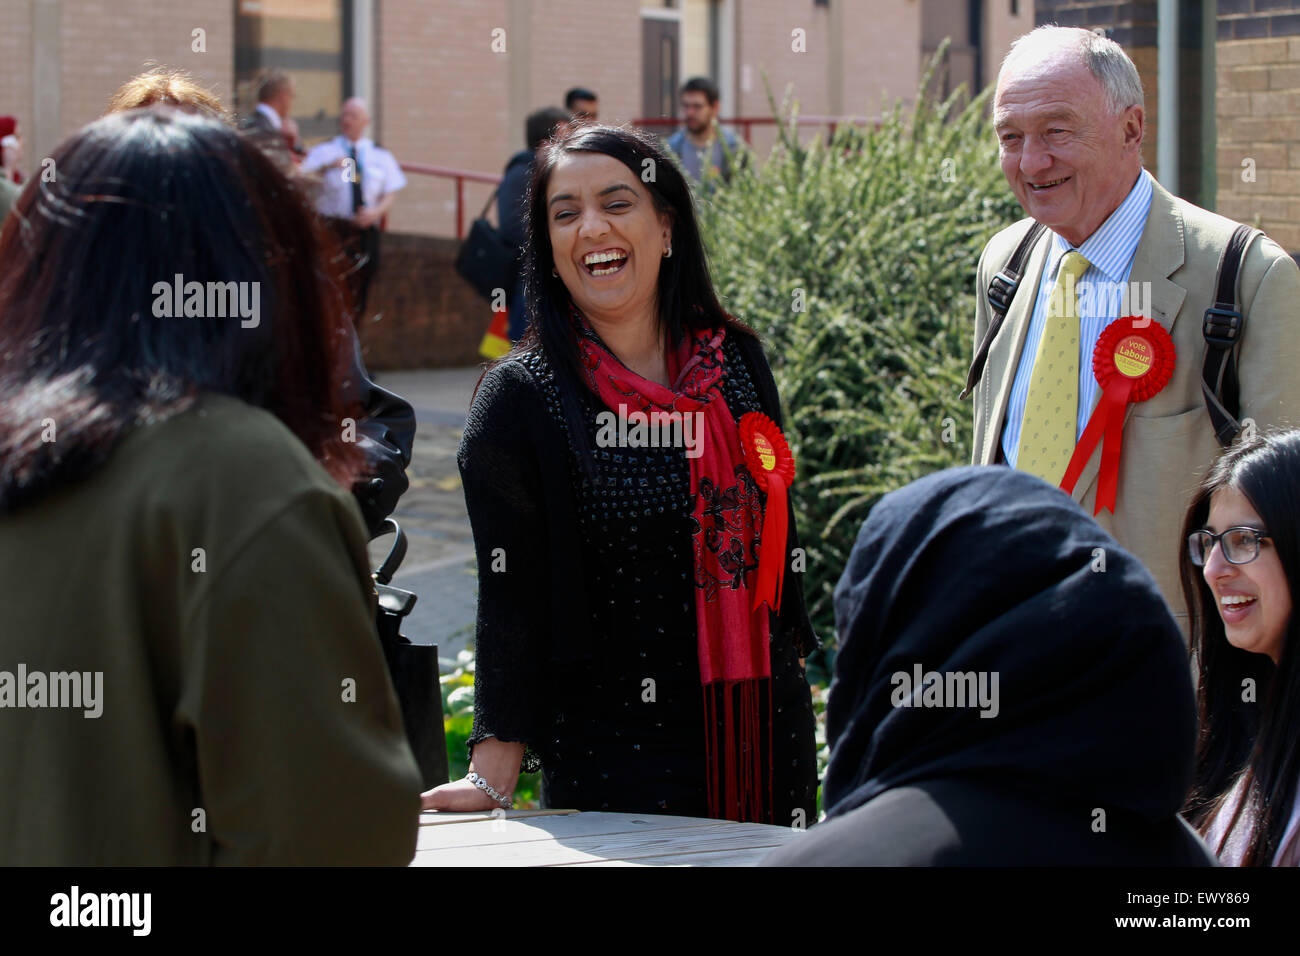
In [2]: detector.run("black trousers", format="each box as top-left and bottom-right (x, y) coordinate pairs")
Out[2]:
(326, 217), (381, 322)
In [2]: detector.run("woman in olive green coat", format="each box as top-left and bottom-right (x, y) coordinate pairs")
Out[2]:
(0, 107), (421, 864)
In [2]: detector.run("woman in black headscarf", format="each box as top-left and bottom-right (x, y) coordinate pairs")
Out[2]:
(766, 466), (1214, 866)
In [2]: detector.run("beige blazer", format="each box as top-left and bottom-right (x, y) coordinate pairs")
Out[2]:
(970, 179), (1300, 624)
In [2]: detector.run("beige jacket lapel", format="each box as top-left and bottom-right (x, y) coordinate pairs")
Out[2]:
(985, 231), (1052, 461)
(1067, 178), (1188, 505)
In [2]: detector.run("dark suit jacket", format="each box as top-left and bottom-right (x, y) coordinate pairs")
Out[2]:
(238, 108), (293, 172)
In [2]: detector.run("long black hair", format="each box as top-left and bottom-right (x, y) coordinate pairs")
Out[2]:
(0, 106), (366, 513)
(1180, 430), (1300, 865)
(504, 123), (750, 469)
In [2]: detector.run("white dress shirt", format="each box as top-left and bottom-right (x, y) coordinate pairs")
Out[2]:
(255, 102), (282, 130)
(1001, 168), (1155, 466)
(302, 136), (407, 219)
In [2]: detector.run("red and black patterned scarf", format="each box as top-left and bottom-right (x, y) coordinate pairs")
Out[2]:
(572, 309), (773, 822)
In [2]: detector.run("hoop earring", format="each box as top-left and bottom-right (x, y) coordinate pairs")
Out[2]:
(551, 267), (558, 277)
(663, 246), (672, 259)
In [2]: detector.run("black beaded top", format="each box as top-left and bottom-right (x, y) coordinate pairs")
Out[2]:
(458, 328), (818, 822)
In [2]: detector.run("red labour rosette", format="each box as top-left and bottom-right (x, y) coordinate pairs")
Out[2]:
(739, 411), (796, 614)
(1060, 316), (1175, 514)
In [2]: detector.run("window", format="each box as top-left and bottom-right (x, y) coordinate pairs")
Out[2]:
(234, 0), (351, 143)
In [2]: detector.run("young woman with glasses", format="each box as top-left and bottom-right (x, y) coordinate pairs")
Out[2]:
(1180, 430), (1300, 865)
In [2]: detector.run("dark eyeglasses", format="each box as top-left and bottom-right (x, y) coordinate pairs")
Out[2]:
(1187, 527), (1272, 567)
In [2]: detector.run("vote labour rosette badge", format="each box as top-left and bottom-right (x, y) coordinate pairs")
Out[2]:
(739, 412), (796, 613)
(1060, 316), (1175, 514)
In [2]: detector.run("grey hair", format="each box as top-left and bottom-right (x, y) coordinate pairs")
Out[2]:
(1002, 26), (1144, 115)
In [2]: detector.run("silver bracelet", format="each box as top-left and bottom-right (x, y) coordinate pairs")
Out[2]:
(467, 771), (513, 810)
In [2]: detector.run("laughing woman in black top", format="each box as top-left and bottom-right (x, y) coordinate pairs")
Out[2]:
(423, 125), (818, 823)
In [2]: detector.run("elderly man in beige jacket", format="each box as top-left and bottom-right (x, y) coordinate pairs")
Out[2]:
(969, 26), (1300, 630)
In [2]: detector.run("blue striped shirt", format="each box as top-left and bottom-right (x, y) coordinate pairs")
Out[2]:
(1001, 168), (1154, 466)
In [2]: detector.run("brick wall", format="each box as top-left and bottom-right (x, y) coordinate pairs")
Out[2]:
(1218, 0), (1300, 40)
(1216, 35), (1300, 254)
(361, 234), (487, 369)
(0, 2), (34, 160)
(3, 0), (233, 167)
(733, 0), (834, 158)
(1035, 1), (1160, 171)
(1216, 3), (1300, 255)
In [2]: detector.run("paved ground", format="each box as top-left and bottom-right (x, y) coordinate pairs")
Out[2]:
(364, 366), (483, 658)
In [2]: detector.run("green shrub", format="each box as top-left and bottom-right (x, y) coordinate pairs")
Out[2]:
(697, 65), (1022, 670)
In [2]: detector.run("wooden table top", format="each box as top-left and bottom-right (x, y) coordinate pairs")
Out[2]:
(413, 809), (801, 866)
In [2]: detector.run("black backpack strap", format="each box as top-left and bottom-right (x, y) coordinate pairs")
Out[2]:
(1201, 224), (1259, 447)
(961, 221), (1048, 400)
(477, 185), (501, 221)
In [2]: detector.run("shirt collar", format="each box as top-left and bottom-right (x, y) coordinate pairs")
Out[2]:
(255, 102), (282, 130)
(1047, 167), (1153, 283)
(338, 135), (372, 153)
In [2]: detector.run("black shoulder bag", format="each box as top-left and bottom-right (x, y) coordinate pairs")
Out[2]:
(372, 518), (449, 790)
(454, 187), (519, 302)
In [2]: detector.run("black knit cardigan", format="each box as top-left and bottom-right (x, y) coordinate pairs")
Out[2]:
(458, 326), (821, 759)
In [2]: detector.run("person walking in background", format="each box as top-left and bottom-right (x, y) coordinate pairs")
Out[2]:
(0, 107), (421, 864)
(565, 86), (598, 123)
(1181, 431), (1300, 866)
(302, 97), (407, 323)
(424, 124), (818, 824)
(666, 77), (742, 186)
(496, 106), (570, 344)
(766, 467), (1215, 866)
(0, 172), (18, 224)
(238, 68), (295, 171)
(968, 26), (1300, 631)
(106, 68), (417, 537)
(0, 115), (24, 184)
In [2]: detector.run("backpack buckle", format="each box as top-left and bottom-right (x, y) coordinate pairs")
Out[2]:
(988, 271), (1019, 313)
(1203, 307), (1243, 348)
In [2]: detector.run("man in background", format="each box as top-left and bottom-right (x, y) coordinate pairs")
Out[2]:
(565, 87), (598, 123)
(303, 97), (407, 322)
(666, 77), (742, 186)
(499, 106), (570, 343)
(239, 69), (294, 171)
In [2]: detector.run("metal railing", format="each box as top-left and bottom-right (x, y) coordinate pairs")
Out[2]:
(398, 162), (502, 239)
(399, 116), (876, 239)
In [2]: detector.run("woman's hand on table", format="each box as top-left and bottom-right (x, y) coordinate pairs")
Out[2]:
(420, 777), (502, 812)
(421, 737), (525, 811)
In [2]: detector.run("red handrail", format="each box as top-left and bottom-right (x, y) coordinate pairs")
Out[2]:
(399, 162), (503, 239)
(400, 116), (876, 238)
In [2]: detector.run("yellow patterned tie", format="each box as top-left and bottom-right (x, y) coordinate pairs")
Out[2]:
(1017, 250), (1091, 485)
